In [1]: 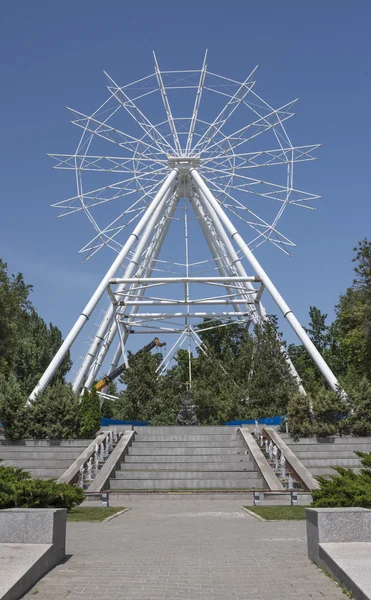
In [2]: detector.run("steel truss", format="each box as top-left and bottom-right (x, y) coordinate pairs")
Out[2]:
(29, 54), (343, 401)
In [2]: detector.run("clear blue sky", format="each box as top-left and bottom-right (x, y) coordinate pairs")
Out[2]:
(1, 1), (371, 375)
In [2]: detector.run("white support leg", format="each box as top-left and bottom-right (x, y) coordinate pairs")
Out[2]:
(194, 185), (306, 394)
(29, 169), (178, 401)
(190, 168), (343, 395)
(85, 194), (179, 388)
(72, 184), (176, 392)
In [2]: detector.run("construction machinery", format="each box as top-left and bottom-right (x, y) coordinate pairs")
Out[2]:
(94, 337), (166, 392)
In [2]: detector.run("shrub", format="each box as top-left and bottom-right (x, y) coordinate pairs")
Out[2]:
(346, 377), (371, 436)
(0, 463), (83, 510)
(311, 451), (371, 508)
(79, 386), (101, 438)
(286, 393), (314, 440)
(28, 382), (80, 439)
(312, 388), (350, 438)
(0, 373), (30, 440)
(101, 397), (114, 419)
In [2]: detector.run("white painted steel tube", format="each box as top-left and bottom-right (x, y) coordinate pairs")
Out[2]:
(29, 169), (178, 401)
(190, 197), (244, 316)
(87, 195), (179, 386)
(73, 184), (176, 392)
(195, 184), (306, 395)
(109, 276), (261, 284)
(190, 168), (343, 394)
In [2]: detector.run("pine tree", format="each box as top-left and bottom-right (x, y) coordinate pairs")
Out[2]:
(286, 394), (314, 440)
(78, 387), (101, 438)
(28, 382), (79, 439)
(347, 377), (371, 436)
(0, 373), (30, 440)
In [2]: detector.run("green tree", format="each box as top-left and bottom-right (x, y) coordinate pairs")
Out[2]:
(0, 373), (30, 440)
(0, 260), (71, 395)
(346, 377), (371, 436)
(28, 382), (79, 439)
(115, 350), (163, 423)
(312, 388), (350, 438)
(334, 239), (371, 380)
(247, 318), (298, 417)
(286, 393), (314, 440)
(79, 387), (101, 438)
(101, 397), (114, 419)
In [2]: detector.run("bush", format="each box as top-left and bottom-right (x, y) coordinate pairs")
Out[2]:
(0, 373), (30, 440)
(286, 393), (314, 440)
(101, 397), (113, 419)
(79, 386), (101, 438)
(311, 451), (371, 508)
(0, 463), (83, 510)
(346, 377), (371, 436)
(312, 388), (350, 438)
(29, 382), (80, 439)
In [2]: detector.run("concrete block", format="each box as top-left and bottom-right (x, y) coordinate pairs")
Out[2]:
(319, 542), (371, 600)
(0, 509), (67, 600)
(0, 508), (67, 549)
(306, 508), (371, 568)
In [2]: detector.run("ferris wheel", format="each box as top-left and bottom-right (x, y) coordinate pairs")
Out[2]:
(29, 52), (342, 401)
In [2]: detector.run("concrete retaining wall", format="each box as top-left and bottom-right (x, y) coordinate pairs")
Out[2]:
(0, 508), (66, 600)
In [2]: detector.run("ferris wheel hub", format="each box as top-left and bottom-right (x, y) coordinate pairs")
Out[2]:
(167, 155), (200, 172)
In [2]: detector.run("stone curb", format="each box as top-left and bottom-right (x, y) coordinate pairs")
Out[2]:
(239, 506), (266, 521)
(102, 507), (131, 523)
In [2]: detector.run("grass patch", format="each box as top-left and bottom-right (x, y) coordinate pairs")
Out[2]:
(67, 507), (125, 522)
(246, 505), (307, 520)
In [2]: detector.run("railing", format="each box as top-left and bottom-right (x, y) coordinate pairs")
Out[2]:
(57, 428), (125, 488)
(255, 426), (319, 492)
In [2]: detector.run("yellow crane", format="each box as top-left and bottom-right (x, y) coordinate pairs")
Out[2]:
(94, 337), (166, 392)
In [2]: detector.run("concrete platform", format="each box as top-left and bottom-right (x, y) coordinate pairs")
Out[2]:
(320, 542), (371, 600)
(0, 543), (51, 600)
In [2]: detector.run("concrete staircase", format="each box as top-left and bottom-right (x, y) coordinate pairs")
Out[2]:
(278, 433), (371, 476)
(0, 439), (92, 479)
(110, 426), (265, 491)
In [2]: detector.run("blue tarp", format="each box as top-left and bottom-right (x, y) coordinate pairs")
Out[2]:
(225, 415), (284, 426)
(100, 418), (149, 427)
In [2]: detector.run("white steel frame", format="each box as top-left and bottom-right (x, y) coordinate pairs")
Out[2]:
(29, 53), (343, 401)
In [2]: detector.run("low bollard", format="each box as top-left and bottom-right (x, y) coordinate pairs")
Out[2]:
(101, 491), (110, 508)
(291, 491), (298, 506)
(253, 491), (260, 506)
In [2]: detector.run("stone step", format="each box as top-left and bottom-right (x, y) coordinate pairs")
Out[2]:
(1, 458), (76, 469)
(19, 468), (67, 478)
(284, 444), (371, 453)
(115, 470), (261, 480)
(124, 454), (253, 464)
(282, 436), (371, 445)
(132, 441), (245, 448)
(135, 434), (242, 442)
(109, 477), (264, 490)
(302, 458), (361, 468)
(128, 447), (247, 456)
(119, 462), (255, 472)
(0, 449), (84, 459)
(292, 451), (359, 460)
(134, 426), (237, 435)
(0, 439), (92, 447)
(308, 466), (360, 476)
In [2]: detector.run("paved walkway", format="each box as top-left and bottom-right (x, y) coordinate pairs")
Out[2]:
(23, 498), (345, 600)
